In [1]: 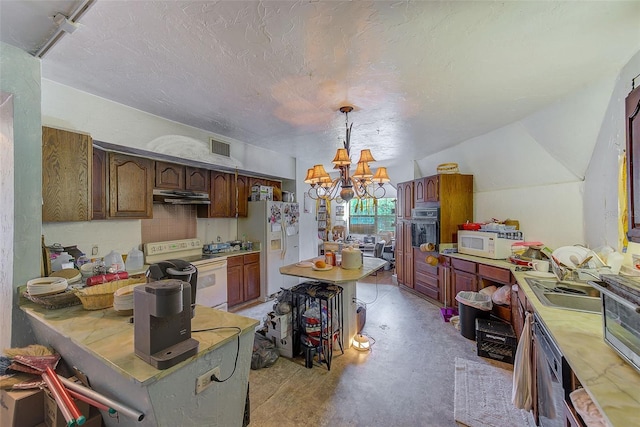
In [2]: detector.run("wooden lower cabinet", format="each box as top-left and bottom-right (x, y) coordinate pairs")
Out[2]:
(451, 258), (478, 294)
(227, 253), (260, 307)
(414, 248), (441, 301)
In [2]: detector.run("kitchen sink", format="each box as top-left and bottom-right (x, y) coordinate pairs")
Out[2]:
(525, 278), (601, 314)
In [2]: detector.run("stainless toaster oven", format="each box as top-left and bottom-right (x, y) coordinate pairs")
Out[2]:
(589, 275), (640, 373)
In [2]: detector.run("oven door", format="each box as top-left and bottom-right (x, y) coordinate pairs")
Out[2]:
(410, 219), (438, 248)
(193, 258), (228, 311)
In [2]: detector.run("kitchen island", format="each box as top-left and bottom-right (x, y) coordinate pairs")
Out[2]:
(21, 299), (258, 427)
(444, 252), (640, 427)
(280, 257), (387, 348)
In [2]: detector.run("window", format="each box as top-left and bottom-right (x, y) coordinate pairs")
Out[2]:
(348, 198), (395, 235)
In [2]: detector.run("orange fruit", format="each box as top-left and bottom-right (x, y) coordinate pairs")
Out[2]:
(315, 260), (326, 268)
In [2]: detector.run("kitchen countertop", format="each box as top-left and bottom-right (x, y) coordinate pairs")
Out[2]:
(279, 257), (387, 284)
(20, 300), (258, 385)
(444, 252), (640, 427)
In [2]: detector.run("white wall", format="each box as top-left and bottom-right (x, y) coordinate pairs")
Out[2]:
(42, 80), (296, 179)
(1, 93), (15, 351)
(413, 64), (639, 250)
(0, 42), (42, 347)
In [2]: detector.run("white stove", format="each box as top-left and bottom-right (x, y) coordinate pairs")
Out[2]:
(143, 238), (228, 311)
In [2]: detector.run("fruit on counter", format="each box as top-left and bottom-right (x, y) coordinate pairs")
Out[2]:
(315, 260), (327, 269)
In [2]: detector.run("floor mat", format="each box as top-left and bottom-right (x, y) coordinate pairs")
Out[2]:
(454, 357), (536, 427)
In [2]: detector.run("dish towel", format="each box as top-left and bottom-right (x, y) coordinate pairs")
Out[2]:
(512, 311), (533, 410)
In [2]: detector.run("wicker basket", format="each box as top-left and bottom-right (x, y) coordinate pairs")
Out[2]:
(74, 278), (146, 310)
(437, 162), (459, 174)
(23, 289), (81, 310)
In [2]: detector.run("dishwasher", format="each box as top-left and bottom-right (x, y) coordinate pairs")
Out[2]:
(533, 314), (568, 427)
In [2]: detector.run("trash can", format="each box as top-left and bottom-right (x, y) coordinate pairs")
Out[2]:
(455, 291), (493, 340)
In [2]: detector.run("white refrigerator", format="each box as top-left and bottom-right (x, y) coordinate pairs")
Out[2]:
(238, 201), (300, 300)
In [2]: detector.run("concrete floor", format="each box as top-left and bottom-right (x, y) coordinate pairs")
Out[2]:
(235, 271), (511, 427)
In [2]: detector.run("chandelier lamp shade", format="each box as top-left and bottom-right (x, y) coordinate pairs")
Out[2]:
(304, 106), (391, 202)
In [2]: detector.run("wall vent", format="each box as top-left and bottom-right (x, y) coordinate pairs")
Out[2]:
(210, 138), (230, 157)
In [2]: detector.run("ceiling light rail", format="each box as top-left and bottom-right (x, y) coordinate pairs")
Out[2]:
(304, 106), (390, 203)
(35, 0), (96, 58)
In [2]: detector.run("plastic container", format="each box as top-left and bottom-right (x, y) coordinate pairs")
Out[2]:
(456, 291), (492, 340)
(125, 247), (144, 271)
(51, 252), (74, 272)
(103, 250), (125, 273)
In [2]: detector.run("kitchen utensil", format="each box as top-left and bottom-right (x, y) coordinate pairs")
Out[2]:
(577, 255), (593, 269)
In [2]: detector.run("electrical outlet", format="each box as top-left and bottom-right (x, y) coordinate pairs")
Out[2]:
(195, 366), (220, 394)
(92, 245), (99, 256)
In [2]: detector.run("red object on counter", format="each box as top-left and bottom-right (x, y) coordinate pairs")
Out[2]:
(86, 272), (129, 286)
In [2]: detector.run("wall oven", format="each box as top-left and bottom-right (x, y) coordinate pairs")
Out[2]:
(410, 207), (439, 248)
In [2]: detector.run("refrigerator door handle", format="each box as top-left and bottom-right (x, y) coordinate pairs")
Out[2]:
(281, 222), (286, 259)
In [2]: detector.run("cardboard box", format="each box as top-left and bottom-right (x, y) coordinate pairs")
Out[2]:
(0, 389), (45, 427)
(250, 185), (273, 201)
(43, 389), (90, 427)
(265, 312), (291, 339)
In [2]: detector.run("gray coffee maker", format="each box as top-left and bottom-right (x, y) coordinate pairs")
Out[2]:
(146, 259), (197, 318)
(133, 279), (199, 369)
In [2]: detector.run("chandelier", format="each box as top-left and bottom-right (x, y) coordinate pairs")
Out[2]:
(304, 106), (390, 203)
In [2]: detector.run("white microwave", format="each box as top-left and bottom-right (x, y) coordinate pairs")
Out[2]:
(457, 230), (515, 259)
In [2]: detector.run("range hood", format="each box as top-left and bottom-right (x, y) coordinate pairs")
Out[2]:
(153, 189), (211, 205)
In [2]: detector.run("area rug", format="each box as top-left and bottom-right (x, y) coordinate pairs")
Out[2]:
(454, 357), (536, 427)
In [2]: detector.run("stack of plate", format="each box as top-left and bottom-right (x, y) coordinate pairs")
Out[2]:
(113, 283), (145, 314)
(26, 277), (68, 296)
(50, 268), (82, 286)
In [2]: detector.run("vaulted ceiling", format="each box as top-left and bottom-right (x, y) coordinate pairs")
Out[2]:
(2, 1), (639, 169)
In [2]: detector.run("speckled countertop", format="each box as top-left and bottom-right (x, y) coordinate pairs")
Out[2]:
(445, 252), (640, 427)
(21, 301), (258, 385)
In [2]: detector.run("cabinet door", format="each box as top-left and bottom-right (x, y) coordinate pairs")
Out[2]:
(235, 175), (250, 217)
(403, 181), (414, 218)
(425, 175), (439, 202)
(453, 269), (477, 295)
(227, 256), (244, 307)
(185, 167), (209, 192)
(210, 171), (232, 217)
(42, 127), (92, 222)
(244, 259), (261, 301)
(395, 222), (405, 283)
(92, 148), (107, 220)
(108, 154), (154, 219)
(396, 182), (404, 219)
(155, 161), (185, 190)
(439, 261), (453, 307)
(626, 86), (640, 242)
(403, 221), (414, 288)
(414, 178), (425, 204)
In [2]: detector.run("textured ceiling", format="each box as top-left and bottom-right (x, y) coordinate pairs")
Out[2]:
(2, 1), (640, 169)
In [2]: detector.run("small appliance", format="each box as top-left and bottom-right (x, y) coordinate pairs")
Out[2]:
(133, 279), (199, 370)
(457, 230), (523, 259)
(146, 259), (198, 318)
(589, 275), (640, 374)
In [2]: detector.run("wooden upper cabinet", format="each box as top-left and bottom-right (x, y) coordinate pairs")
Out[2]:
(424, 176), (439, 202)
(210, 171), (232, 217)
(185, 167), (209, 192)
(396, 182), (404, 219)
(414, 178), (425, 204)
(403, 181), (414, 218)
(155, 161), (185, 190)
(108, 153), (154, 219)
(235, 174), (250, 217)
(92, 148), (107, 220)
(42, 127), (93, 222)
(626, 85), (640, 243)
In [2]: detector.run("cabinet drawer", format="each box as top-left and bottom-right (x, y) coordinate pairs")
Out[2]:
(227, 255), (244, 267)
(451, 258), (476, 274)
(478, 264), (513, 284)
(244, 252), (260, 264)
(414, 271), (440, 300)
